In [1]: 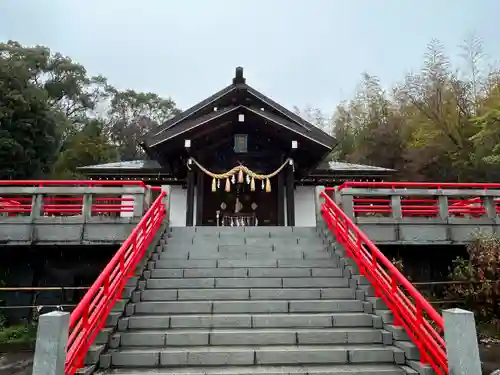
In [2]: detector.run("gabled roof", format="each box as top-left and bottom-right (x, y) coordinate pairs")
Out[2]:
(78, 160), (162, 170)
(321, 161), (395, 172)
(148, 105), (336, 149)
(145, 67), (337, 150)
(148, 105), (239, 147)
(150, 84), (237, 139)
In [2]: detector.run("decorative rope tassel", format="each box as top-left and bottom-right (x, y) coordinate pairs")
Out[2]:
(265, 178), (271, 193)
(225, 178), (231, 192)
(250, 177), (255, 191)
(212, 178), (217, 192)
(238, 169), (244, 183)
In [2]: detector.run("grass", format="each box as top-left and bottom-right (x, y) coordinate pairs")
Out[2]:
(0, 315), (37, 345)
(0, 324), (37, 345)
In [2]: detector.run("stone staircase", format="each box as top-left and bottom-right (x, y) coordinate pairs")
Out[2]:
(96, 226), (419, 375)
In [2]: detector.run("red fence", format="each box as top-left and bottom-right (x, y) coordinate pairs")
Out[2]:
(336, 182), (500, 218)
(320, 190), (448, 375)
(64, 189), (166, 374)
(0, 181), (147, 216)
(338, 181), (500, 190)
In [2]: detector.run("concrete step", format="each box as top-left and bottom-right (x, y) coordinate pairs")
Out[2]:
(108, 345), (401, 367)
(159, 251), (330, 260)
(126, 313), (375, 329)
(140, 287), (356, 301)
(169, 226), (318, 236)
(98, 364), (409, 374)
(169, 236), (323, 246)
(153, 259), (339, 269)
(145, 277), (349, 289)
(150, 267), (343, 278)
(167, 237), (324, 245)
(134, 300), (364, 314)
(119, 328), (386, 347)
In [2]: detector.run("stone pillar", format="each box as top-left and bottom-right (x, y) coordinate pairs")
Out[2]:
(334, 188), (342, 205)
(161, 185), (171, 224)
(30, 193), (43, 218)
(484, 196), (497, 219)
(443, 308), (482, 375)
(82, 194), (93, 219)
(314, 185), (326, 227)
(144, 186), (152, 211)
(32, 311), (70, 375)
(438, 195), (449, 221)
(341, 195), (354, 219)
(391, 195), (403, 219)
(132, 187), (146, 217)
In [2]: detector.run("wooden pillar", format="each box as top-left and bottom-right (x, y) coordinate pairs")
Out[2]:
(186, 167), (195, 226)
(277, 160), (285, 226)
(285, 163), (295, 226)
(196, 169), (204, 226)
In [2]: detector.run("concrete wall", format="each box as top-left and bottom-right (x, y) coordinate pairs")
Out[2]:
(294, 186), (316, 227)
(0, 217), (140, 246)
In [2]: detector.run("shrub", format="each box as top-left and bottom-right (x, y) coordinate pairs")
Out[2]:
(447, 231), (500, 325)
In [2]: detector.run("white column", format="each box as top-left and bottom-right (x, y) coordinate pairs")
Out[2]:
(32, 311), (70, 375)
(443, 308), (482, 375)
(169, 185), (188, 227)
(294, 186), (316, 227)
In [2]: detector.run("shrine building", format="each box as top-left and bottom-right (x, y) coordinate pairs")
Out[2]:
(79, 67), (393, 227)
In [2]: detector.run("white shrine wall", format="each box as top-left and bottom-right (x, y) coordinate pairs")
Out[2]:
(169, 185), (188, 227)
(294, 185), (316, 227)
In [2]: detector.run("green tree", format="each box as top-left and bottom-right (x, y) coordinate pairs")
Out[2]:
(0, 47), (58, 179)
(106, 89), (180, 160)
(0, 41), (111, 153)
(52, 120), (117, 179)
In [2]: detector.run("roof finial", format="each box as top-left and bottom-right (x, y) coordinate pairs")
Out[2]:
(233, 66), (245, 84)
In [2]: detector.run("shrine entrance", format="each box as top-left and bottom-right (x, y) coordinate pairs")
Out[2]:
(201, 173), (279, 226)
(141, 68), (338, 227)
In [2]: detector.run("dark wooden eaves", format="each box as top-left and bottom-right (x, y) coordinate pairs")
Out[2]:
(149, 84), (237, 138)
(148, 106), (239, 147)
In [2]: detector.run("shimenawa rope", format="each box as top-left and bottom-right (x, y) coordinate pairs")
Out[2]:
(188, 157), (293, 193)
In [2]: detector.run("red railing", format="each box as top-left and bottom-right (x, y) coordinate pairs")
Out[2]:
(0, 180), (147, 187)
(64, 189), (166, 374)
(320, 190), (448, 375)
(0, 181), (147, 216)
(0, 197), (21, 216)
(335, 182), (500, 218)
(338, 181), (500, 190)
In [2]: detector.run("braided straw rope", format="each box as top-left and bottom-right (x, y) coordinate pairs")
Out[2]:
(189, 158), (292, 180)
(188, 157), (293, 192)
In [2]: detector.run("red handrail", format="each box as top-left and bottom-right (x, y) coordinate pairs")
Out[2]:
(0, 180), (147, 187)
(328, 183), (500, 218)
(64, 190), (166, 374)
(338, 181), (500, 190)
(0, 180), (149, 216)
(320, 191), (448, 375)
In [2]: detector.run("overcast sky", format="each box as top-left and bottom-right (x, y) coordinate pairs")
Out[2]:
(1, 0), (499, 113)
